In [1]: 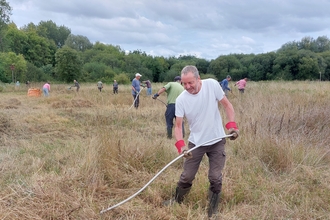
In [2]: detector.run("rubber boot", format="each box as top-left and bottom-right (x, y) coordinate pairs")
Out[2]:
(208, 189), (220, 218)
(167, 127), (172, 139)
(163, 187), (191, 206)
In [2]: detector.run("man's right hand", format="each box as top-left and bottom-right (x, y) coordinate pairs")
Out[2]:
(152, 93), (159, 99)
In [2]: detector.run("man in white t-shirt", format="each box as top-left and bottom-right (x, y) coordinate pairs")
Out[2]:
(164, 65), (239, 218)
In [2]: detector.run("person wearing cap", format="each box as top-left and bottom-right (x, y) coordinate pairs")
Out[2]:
(153, 76), (184, 139)
(220, 75), (232, 97)
(131, 73), (142, 109)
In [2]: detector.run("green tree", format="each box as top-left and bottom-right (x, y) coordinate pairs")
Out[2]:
(0, 0), (12, 28)
(0, 51), (27, 83)
(159, 62), (188, 82)
(115, 73), (130, 84)
(26, 62), (47, 82)
(319, 51), (330, 80)
(55, 46), (82, 82)
(152, 56), (169, 82)
(314, 36), (330, 53)
(124, 53), (142, 73)
(251, 52), (276, 80)
(273, 47), (300, 80)
(20, 22), (37, 32)
(209, 55), (242, 80)
(36, 20), (71, 48)
(297, 57), (319, 80)
(195, 58), (210, 75)
(296, 50), (322, 80)
(64, 34), (93, 52)
(81, 42), (125, 73)
(4, 23), (28, 55)
(298, 36), (317, 51)
(5, 24), (57, 67)
(24, 31), (56, 67)
(0, 0), (12, 51)
(82, 62), (109, 81)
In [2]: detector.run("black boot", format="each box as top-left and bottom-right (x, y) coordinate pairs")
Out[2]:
(208, 189), (220, 218)
(163, 187), (191, 206)
(167, 127), (172, 139)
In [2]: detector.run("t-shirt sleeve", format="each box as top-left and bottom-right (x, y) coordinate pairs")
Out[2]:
(163, 82), (171, 90)
(213, 80), (225, 100)
(175, 95), (185, 118)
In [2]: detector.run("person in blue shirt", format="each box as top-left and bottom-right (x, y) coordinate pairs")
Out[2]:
(131, 73), (142, 109)
(220, 75), (231, 96)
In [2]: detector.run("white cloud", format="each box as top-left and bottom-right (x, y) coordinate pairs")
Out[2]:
(241, 36), (255, 44)
(8, 0), (330, 60)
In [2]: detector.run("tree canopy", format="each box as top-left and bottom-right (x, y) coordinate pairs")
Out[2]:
(0, 0), (329, 83)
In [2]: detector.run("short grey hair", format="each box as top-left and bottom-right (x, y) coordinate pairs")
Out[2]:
(181, 65), (199, 78)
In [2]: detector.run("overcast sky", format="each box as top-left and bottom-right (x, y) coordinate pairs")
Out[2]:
(8, 0), (330, 60)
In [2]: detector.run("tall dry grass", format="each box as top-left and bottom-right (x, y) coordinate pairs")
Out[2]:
(0, 81), (329, 219)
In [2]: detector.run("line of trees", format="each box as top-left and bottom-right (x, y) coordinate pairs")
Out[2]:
(0, 0), (329, 84)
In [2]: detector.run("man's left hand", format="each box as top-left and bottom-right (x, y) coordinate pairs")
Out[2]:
(228, 128), (239, 140)
(181, 146), (193, 159)
(225, 122), (239, 140)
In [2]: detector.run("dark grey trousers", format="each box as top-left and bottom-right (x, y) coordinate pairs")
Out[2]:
(177, 138), (226, 194)
(132, 94), (140, 108)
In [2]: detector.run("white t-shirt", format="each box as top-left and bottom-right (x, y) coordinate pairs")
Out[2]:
(175, 78), (226, 146)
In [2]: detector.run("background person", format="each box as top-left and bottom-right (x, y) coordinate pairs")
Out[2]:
(220, 75), (231, 96)
(165, 65), (239, 218)
(131, 73), (142, 109)
(97, 81), (103, 92)
(113, 80), (118, 94)
(235, 77), (248, 93)
(143, 80), (152, 96)
(153, 76), (184, 139)
(70, 80), (80, 92)
(42, 82), (50, 97)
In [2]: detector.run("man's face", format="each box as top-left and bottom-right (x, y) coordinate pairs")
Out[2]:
(181, 72), (201, 94)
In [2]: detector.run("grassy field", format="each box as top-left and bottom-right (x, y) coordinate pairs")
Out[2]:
(0, 80), (329, 220)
